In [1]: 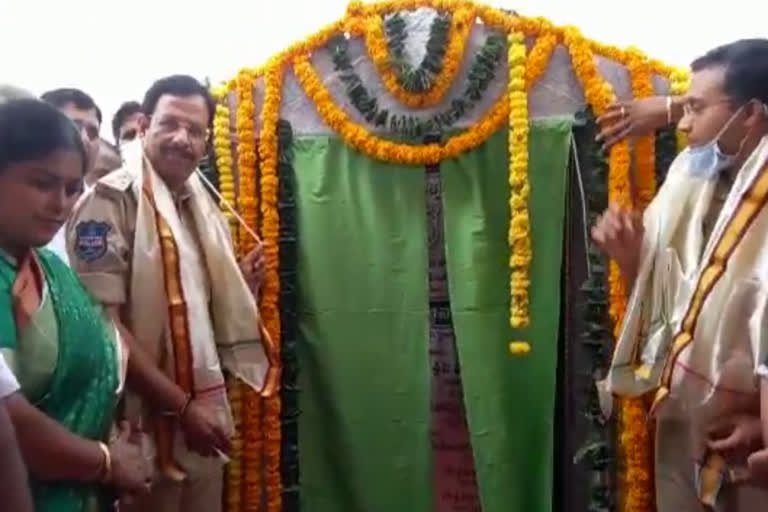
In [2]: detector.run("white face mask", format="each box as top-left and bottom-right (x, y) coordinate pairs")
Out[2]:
(687, 102), (768, 179)
(687, 105), (745, 179)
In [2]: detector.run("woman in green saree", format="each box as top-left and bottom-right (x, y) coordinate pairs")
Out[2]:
(0, 99), (149, 511)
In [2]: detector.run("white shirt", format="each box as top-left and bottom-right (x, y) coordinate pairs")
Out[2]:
(0, 353), (19, 399)
(46, 227), (70, 266)
(45, 181), (97, 266)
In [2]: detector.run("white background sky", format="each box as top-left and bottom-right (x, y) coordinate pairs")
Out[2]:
(1, 0), (766, 140)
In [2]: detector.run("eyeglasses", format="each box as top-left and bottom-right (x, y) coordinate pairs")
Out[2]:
(152, 116), (209, 143)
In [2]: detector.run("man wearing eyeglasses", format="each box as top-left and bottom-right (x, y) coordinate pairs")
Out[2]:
(593, 39), (768, 511)
(65, 75), (274, 512)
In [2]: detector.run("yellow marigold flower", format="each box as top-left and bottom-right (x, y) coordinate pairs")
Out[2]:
(509, 342), (531, 355)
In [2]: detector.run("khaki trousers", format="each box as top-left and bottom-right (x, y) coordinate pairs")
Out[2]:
(121, 465), (223, 512)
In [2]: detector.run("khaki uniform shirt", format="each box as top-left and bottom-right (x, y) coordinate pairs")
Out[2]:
(66, 170), (210, 306)
(66, 168), (229, 478)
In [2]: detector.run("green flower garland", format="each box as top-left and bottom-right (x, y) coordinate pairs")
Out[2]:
(277, 119), (300, 512)
(655, 126), (677, 187)
(330, 33), (504, 139)
(573, 109), (615, 512)
(384, 12), (451, 93)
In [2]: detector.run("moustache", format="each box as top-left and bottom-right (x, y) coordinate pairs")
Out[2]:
(162, 147), (195, 161)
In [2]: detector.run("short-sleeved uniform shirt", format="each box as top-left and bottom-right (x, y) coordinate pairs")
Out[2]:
(65, 168), (208, 307)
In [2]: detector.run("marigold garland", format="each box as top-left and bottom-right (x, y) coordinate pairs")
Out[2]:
(293, 52), (509, 165)
(218, 4), (689, 511)
(225, 378), (244, 511)
(236, 71), (259, 253)
(525, 28), (558, 90)
(563, 25), (632, 329)
(225, 0), (688, 110)
(212, 87), (248, 512)
(627, 47), (657, 209)
(670, 68), (691, 150)
(259, 59), (285, 512)
(619, 46), (656, 512)
(507, 31), (531, 338)
(331, 32), (504, 138)
(563, 27), (613, 114)
(358, 5), (474, 108)
(241, 384), (263, 512)
(212, 91), (238, 238)
(234, 69), (267, 512)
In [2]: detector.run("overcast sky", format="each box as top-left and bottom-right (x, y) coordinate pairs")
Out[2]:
(1, 0), (765, 140)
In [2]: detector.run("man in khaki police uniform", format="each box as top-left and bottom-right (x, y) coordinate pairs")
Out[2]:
(66, 75), (273, 512)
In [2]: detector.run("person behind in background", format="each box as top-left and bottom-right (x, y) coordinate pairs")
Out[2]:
(67, 75), (275, 512)
(40, 88), (102, 265)
(41, 88), (103, 189)
(594, 39), (768, 511)
(112, 101), (145, 147)
(93, 138), (122, 183)
(0, 98), (149, 511)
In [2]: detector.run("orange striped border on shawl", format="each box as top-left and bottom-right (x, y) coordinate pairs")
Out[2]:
(653, 160), (768, 410)
(143, 176), (194, 482)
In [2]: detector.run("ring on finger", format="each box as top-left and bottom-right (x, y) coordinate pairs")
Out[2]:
(620, 106), (627, 118)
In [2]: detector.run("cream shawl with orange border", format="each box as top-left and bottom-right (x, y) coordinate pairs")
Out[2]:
(605, 136), (768, 419)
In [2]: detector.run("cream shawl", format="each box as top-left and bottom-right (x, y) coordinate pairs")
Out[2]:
(604, 136), (768, 427)
(125, 147), (275, 396)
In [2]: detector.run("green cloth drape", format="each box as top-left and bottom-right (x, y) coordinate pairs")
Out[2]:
(441, 120), (571, 512)
(293, 120), (571, 512)
(294, 136), (431, 512)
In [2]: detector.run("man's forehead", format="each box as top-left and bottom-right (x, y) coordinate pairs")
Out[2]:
(59, 102), (100, 126)
(688, 66), (727, 100)
(119, 113), (143, 133)
(124, 112), (143, 124)
(154, 95), (209, 123)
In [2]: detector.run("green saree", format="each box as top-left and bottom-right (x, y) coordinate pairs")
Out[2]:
(0, 249), (119, 512)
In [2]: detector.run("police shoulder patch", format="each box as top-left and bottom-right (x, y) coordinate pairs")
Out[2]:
(74, 221), (111, 262)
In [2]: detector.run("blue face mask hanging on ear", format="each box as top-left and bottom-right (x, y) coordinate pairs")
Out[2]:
(687, 105), (745, 179)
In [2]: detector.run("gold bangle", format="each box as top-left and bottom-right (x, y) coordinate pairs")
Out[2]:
(97, 441), (112, 483)
(666, 95), (673, 125)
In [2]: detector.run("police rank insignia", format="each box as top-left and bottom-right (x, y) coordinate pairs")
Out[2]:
(74, 221), (111, 262)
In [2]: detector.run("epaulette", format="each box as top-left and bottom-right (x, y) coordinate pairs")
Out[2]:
(94, 166), (136, 195)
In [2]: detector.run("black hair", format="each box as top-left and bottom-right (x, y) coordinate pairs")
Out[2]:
(111, 100), (142, 141)
(691, 39), (768, 106)
(40, 87), (103, 124)
(141, 75), (215, 128)
(0, 99), (87, 176)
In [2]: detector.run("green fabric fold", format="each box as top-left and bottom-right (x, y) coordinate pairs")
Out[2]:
(294, 136), (431, 512)
(441, 121), (571, 512)
(293, 120), (571, 512)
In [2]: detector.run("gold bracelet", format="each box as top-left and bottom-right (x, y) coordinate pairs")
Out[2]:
(97, 441), (112, 483)
(666, 95), (673, 125)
